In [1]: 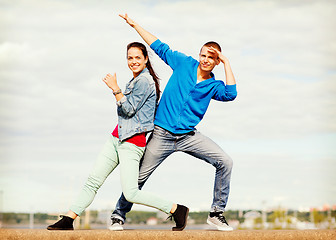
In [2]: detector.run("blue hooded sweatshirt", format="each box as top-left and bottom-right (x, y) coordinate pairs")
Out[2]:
(150, 39), (237, 134)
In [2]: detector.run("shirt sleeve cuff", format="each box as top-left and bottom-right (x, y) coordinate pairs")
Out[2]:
(116, 96), (127, 107)
(226, 84), (237, 92)
(150, 39), (161, 50)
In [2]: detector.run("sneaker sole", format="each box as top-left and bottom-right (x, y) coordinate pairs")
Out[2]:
(206, 219), (233, 231)
(109, 225), (124, 231)
(172, 207), (189, 231)
(47, 226), (74, 230)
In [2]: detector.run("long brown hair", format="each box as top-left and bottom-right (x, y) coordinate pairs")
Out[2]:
(127, 42), (160, 101)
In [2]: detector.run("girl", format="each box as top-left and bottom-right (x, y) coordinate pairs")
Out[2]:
(47, 42), (189, 231)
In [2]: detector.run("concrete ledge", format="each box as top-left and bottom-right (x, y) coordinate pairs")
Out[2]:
(1, 229), (335, 240)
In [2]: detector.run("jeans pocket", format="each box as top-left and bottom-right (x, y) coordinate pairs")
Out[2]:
(154, 125), (167, 136)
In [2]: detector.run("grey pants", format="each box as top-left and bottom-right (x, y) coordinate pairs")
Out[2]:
(112, 125), (233, 220)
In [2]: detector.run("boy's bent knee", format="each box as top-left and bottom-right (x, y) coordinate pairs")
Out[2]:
(216, 156), (233, 170)
(225, 156), (233, 168)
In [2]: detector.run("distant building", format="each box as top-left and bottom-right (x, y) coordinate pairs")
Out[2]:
(241, 211), (261, 229)
(146, 217), (158, 226)
(97, 210), (111, 224)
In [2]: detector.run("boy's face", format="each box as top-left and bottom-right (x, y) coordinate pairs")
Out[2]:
(199, 46), (220, 72)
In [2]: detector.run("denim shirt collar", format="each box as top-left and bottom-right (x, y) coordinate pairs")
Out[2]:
(131, 68), (149, 81)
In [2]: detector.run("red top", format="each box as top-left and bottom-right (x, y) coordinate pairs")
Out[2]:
(112, 125), (146, 147)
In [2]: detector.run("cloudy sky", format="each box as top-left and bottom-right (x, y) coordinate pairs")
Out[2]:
(1, 0), (335, 215)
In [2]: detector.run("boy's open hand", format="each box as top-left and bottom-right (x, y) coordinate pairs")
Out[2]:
(208, 46), (228, 64)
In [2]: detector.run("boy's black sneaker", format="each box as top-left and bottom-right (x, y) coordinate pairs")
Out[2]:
(109, 215), (124, 231)
(47, 215), (74, 230)
(207, 211), (233, 231)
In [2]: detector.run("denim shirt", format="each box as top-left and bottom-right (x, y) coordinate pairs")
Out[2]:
(116, 68), (157, 142)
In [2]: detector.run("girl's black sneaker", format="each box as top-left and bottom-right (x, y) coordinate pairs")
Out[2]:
(171, 204), (189, 231)
(47, 215), (74, 230)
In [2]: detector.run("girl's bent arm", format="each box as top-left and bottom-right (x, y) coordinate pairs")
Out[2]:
(103, 73), (124, 101)
(117, 77), (154, 117)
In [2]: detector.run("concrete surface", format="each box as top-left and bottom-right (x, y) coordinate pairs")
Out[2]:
(0, 229), (335, 240)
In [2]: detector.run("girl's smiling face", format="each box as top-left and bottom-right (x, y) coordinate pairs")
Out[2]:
(127, 47), (148, 77)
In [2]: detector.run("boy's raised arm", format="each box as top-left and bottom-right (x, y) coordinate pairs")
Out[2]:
(208, 47), (236, 86)
(119, 14), (158, 46)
